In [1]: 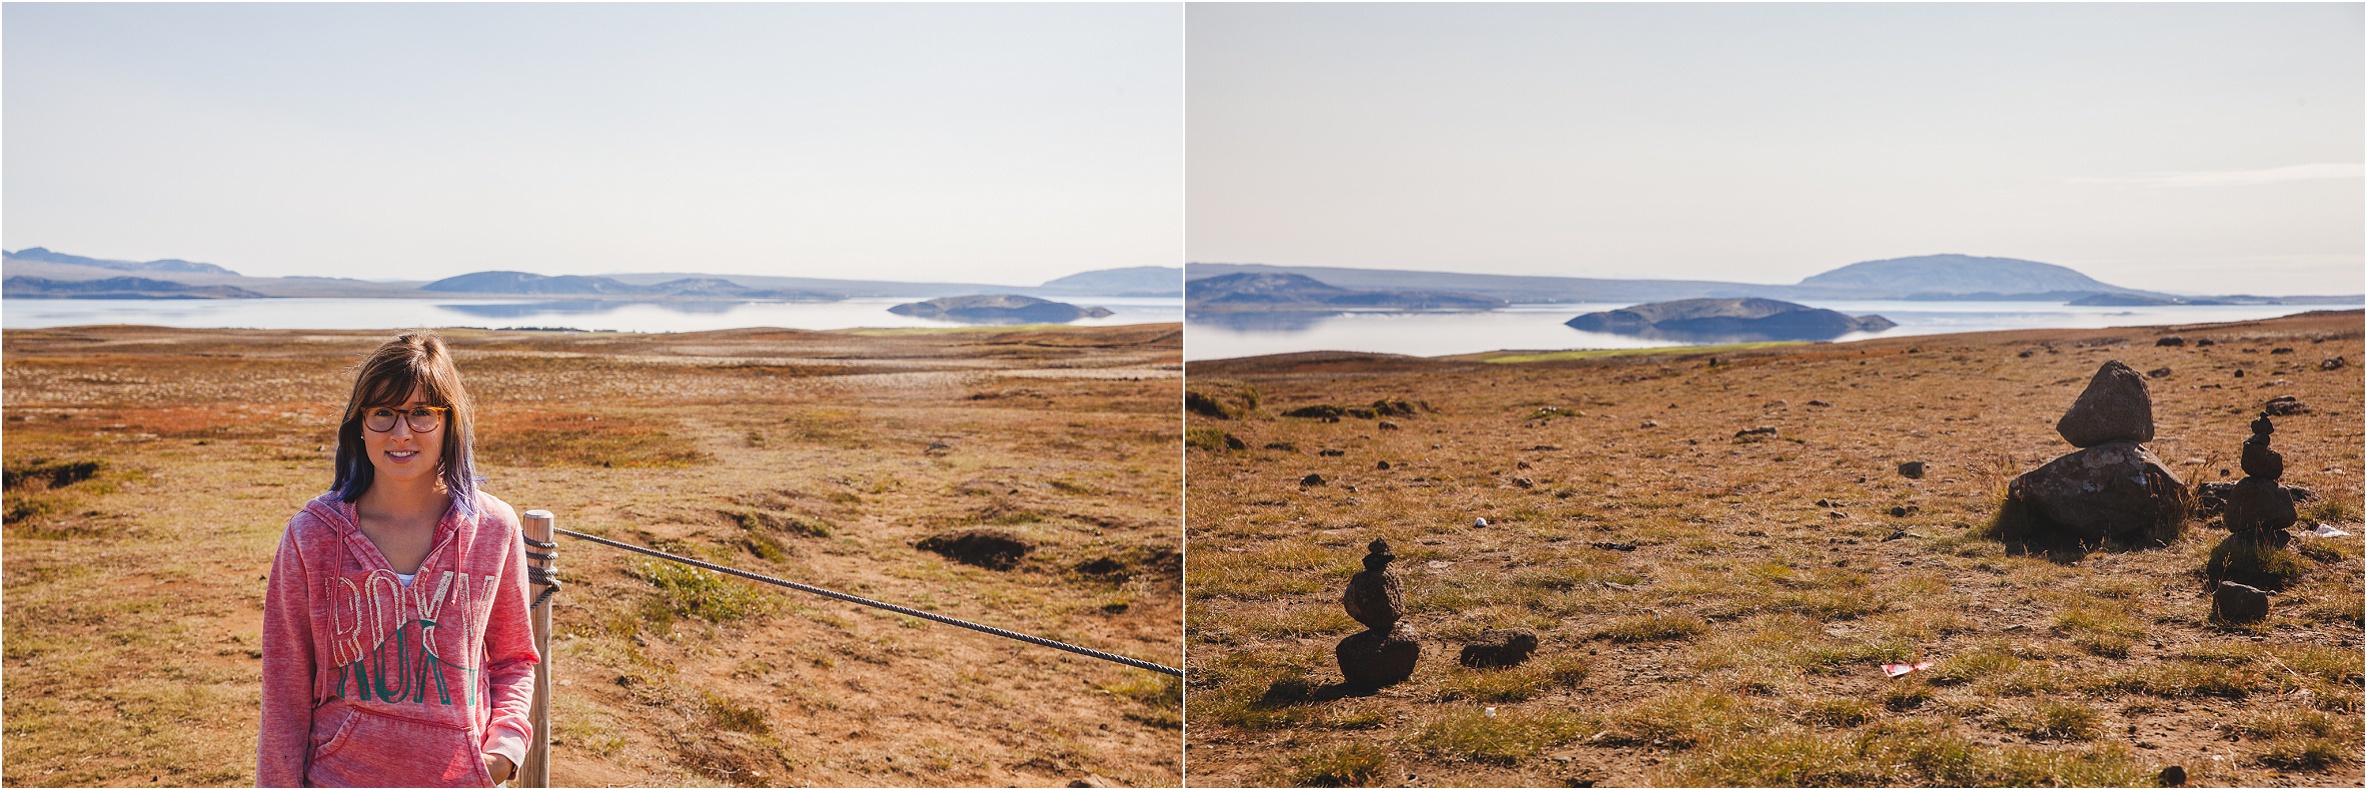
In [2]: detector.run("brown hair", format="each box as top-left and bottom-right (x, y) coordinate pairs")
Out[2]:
(330, 331), (481, 519)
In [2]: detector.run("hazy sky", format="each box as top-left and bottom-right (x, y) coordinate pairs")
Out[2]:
(5, 3), (1181, 285)
(1189, 3), (2364, 295)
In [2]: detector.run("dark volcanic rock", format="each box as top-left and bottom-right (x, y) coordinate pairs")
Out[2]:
(2055, 361), (2154, 447)
(2262, 396), (2310, 417)
(1458, 628), (1540, 669)
(2008, 441), (2188, 544)
(1336, 627), (1421, 689)
(2221, 478), (2297, 535)
(1564, 298), (1894, 341)
(2156, 336), (2185, 347)
(1341, 540), (1403, 631)
(915, 529), (1033, 570)
(2240, 439), (2284, 480)
(1301, 473), (1327, 486)
(2211, 581), (2271, 624)
(887, 294), (1112, 324)
(1897, 461), (1927, 479)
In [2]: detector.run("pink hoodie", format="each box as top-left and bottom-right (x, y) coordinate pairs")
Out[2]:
(258, 492), (539, 787)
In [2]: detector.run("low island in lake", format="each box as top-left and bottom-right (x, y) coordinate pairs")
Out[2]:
(887, 294), (1114, 324)
(1566, 297), (1897, 341)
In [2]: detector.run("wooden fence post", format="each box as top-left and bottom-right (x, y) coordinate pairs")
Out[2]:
(522, 509), (555, 788)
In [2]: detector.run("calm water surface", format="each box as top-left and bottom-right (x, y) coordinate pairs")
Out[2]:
(2, 296), (1181, 333)
(1184, 301), (2360, 361)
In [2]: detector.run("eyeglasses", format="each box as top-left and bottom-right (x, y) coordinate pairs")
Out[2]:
(362, 405), (449, 433)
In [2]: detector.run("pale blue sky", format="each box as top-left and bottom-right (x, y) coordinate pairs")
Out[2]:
(1189, 3), (2364, 295)
(5, 3), (1182, 284)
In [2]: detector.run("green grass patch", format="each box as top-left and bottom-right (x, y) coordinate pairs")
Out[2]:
(1667, 719), (2153, 787)
(1433, 656), (1590, 703)
(1596, 689), (1771, 749)
(2208, 537), (2310, 591)
(1266, 742), (1392, 787)
(632, 558), (771, 630)
(1796, 698), (1877, 728)
(1099, 670), (1182, 730)
(1991, 701), (2102, 741)
(1405, 707), (1589, 765)
(1593, 613), (1708, 643)
(1186, 426), (1246, 453)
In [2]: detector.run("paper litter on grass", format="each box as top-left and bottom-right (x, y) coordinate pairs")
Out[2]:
(1882, 660), (1935, 678)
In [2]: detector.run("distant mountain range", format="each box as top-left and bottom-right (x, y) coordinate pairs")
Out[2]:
(1, 247), (1180, 300)
(4, 275), (263, 299)
(5, 246), (240, 276)
(1186, 272), (1505, 312)
(419, 271), (839, 301)
(1187, 254), (2360, 305)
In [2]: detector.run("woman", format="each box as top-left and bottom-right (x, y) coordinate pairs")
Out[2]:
(258, 332), (538, 787)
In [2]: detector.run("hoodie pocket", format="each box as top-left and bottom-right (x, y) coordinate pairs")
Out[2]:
(306, 709), (486, 788)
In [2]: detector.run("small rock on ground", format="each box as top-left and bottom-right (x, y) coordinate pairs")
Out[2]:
(915, 529), (1034, 570)
(1458, 628), (1541, 668)
(2212, 581), (2271, 624)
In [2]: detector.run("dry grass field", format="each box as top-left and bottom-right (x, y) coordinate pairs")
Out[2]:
(3, 323), (1182, 787)
(1184, 311), (2363, 787)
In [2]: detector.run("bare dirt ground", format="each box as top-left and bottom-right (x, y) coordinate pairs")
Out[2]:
(3, 323), (1182, 787)
(1183, 311), (2363, 787)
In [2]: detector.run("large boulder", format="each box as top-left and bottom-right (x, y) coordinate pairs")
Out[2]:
(2055, 361), (2154, 447)
(1337, 626), (1422, 689)
(2007, 441), (2188, 544)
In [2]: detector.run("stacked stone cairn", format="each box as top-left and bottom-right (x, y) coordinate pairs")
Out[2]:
(2222, 415), (2299, 549)
(2005, 361), (2191, 546)
(1336, 540), (1421, 689)
(2208, 415), (2303, 623)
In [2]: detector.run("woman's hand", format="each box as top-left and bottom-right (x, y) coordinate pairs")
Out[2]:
(484, 753), (515, 786)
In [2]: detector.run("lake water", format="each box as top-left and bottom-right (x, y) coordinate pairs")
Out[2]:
(1, 296), (1182, 333)
(1184, 301), (2361, 361)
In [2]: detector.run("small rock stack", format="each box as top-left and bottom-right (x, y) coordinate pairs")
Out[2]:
(2223, 416), (2298, 548)
(2207, 415), (2306, 617)
(2006, 361), (2191, 545)
(1336, 540), (1421, 689)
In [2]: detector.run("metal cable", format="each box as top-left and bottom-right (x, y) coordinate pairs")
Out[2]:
(550, 527), (1181, 677)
